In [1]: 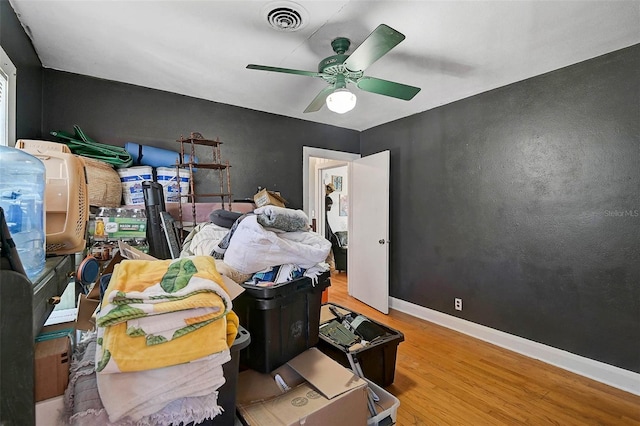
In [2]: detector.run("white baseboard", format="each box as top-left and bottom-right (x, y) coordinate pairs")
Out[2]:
(389, 297), (640, 396)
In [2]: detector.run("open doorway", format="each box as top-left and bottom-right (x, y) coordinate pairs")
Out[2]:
(318, 164), (347, 239)
(304, 148), (391, 313)
(303, 147), (360, 291)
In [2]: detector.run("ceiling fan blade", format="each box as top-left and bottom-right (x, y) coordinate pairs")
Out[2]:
(344, 24), (406, 72)
(247, 64), (323, 78)
(356, 76), (421, 100)
(304, 86), (335, 113)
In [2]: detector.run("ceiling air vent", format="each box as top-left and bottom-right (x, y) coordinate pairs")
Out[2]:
(263, 1), (309, 32)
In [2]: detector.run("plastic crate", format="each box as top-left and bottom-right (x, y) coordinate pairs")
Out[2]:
(16, 139), (88, 254)
(318, 303), (404, 387)
(365, 376), (400, 426)
(188, 325), (251, 426)
(234, 272), (331, 373)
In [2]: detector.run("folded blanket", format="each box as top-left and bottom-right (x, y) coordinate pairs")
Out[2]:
(96, 313), (237, 374)
(97, 350), (229, 422)
(226, 310), (239, 347)
(62, 332), (227, 426)
(126, 307), (221, 346)
(254, 205), (309, 232)
(97, 257), (232, 328)
(179, 222), (229, 257)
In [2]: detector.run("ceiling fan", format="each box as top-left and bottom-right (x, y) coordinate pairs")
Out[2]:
(246, 24), (421, 114)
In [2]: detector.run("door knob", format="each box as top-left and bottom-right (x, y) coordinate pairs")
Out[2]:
(378, 239), (386, 244)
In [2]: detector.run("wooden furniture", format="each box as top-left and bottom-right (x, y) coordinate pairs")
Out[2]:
(176, 132), (232, 234)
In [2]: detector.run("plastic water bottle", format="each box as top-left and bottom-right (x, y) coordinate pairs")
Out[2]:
(0, 146), (46, 281)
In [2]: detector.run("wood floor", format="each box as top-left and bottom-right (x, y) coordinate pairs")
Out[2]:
(326, 272), (640, 426)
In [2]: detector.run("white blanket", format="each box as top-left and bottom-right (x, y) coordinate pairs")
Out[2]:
(179, 223), (229, 257)
(97, 349), (230, 422)
(223, 215), (331, 274)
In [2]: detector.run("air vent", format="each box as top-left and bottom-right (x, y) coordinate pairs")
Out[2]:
(263, 1), (309, 32)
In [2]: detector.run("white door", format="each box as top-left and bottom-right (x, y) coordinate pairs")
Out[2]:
(349, 150), (390, 314)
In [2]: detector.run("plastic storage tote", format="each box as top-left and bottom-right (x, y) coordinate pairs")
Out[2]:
(318, 303), (404, 387)
(187, 325), (251, 426)
(234, 272), (331, 373)
(365, 376), (400, 425)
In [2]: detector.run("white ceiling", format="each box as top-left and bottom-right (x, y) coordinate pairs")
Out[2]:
(10, 0), (640, 131)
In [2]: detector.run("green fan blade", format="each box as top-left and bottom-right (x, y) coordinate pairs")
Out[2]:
(344, 24), (405, 72)
(356, 76), (421, 100)
(247, 64), (323, 78)
(304, 86), (335, 113)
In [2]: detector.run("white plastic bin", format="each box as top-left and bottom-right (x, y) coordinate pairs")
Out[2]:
(155, 167), (190, 203)
(117, 166), (153, 205)
(366, 377), (400, 426)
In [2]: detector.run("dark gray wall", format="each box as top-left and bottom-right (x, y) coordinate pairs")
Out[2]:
(41, 70), (359, 208)
(6, 0), (638, 374)
(0, 0), (43, 140)
(362, 44), (640, 373)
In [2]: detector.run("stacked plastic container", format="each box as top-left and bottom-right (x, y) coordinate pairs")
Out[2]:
(233, 272), (331, 373)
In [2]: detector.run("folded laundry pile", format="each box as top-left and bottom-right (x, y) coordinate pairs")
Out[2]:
(63, 256), (239, 425)
(181, 206), (332, 287)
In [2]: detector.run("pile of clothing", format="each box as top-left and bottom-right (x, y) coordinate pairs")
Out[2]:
(181, 205), (332, 286)
(62, 256), (239, 425)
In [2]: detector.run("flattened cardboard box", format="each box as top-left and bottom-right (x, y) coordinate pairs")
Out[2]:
(237, 348), (369, 426)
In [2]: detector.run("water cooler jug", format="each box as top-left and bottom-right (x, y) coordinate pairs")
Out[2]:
(0, 146), (46, 280)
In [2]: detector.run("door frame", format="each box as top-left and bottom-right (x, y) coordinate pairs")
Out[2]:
(303, 147), (360, 291)
(303, 146), (361, 231)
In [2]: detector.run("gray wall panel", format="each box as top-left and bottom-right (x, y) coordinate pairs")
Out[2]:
(41, 70), (359, 208)
(362, 44), (640, 373)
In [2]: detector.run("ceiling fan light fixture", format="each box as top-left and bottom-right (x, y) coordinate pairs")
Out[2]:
(326, 89), (357, 114)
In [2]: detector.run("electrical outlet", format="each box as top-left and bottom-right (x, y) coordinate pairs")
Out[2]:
(454, 298), (463, 311)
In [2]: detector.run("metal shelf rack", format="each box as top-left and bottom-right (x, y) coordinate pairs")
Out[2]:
(176, 132), (232, 234)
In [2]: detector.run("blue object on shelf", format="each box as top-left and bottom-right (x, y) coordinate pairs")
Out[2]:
(125, 142), (198, 168)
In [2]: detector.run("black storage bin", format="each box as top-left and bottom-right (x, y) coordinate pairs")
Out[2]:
(317, 303), (404, 387)
(234, 272), (331, 373)
(186, 325), (251, 426)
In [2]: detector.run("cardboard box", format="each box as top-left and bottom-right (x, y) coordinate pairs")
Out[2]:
(34, 335), (71, 402)
(237, 348), (369, 426)
(254, 188), (287, 208)
(75, 292), (101, 332)
(74, 251), (125, 332)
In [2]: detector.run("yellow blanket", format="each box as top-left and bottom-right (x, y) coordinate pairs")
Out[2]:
(97, 257), (231, 328)
(95, 256), (239, 373)
(96, 316), (231, 374)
